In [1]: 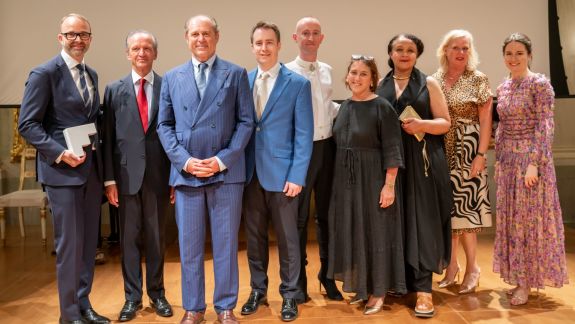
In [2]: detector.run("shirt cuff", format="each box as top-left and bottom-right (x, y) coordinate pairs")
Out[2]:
(215, 156), (227, 171)
(104, 181), (116, 187)
(183, 157), (193, 172)
(55, 150), (65, 164)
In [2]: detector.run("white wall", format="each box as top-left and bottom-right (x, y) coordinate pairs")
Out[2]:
(0, 0), (549, 104)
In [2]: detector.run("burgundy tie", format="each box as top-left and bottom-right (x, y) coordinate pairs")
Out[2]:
(137, 78), (149, 133)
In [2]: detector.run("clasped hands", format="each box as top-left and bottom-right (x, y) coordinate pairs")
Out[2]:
(185, 157), (220, 177)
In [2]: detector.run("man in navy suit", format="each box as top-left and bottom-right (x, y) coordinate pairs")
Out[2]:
(102, 30), (173, 322)
(18, 13), (110, 324)
(241, 21), (313, 322)
(157, 15), (254, 324)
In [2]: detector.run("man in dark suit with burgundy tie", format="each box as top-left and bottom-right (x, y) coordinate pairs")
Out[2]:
(102, 30), (172, 322)
(18, 13), (110, 324)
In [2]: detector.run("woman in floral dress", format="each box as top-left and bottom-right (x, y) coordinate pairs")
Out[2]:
(494, 33), (568, 306)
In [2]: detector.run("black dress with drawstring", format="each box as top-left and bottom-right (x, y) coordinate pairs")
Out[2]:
(327, 96), (406, 299)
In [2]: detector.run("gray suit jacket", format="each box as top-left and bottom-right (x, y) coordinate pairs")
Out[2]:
(102, 72), (170, 196)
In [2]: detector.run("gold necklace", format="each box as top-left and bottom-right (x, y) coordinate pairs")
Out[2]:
(393, 74), (410, 80)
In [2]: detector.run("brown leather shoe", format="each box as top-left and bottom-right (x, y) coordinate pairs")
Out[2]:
(180, 311), (205, 324)
(216, 310), (238, 324)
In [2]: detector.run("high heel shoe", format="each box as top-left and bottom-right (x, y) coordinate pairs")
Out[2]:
(458, 268), (480, 294)
(363, 296), (384, 315)
(510, 286), (529, 306)
(348, 294), (366, 305)
(438, 267), (460, 288)
(318, 276), (344, 301)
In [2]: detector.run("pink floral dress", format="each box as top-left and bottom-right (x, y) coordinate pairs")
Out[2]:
(493, 73), (568, 288)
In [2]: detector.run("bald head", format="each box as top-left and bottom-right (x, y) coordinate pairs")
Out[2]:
(292, 17), (324, 61)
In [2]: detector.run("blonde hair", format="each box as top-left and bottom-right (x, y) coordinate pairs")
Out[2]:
(436, 29), (479, 72)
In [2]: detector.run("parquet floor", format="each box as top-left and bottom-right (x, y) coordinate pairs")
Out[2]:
(1, 223), (574, 323)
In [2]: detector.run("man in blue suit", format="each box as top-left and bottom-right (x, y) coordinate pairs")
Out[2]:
(241, 21), (313, 322)
(157, 15), (254, 324)
(18, 13), (110, 324)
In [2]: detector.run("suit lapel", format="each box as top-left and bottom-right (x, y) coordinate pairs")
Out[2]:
(261, 65), (290, 121)
(147, 72), (161, 129)
(120, 75), (145, 135)
(193, 57), (229, 126)
(177, 61), (201, 121)
(56, 56), (86, 113)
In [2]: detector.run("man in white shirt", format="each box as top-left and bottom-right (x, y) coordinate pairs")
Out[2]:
(285, 17), (342, 302)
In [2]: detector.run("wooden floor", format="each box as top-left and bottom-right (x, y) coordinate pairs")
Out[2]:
(0, 224), (574, 324)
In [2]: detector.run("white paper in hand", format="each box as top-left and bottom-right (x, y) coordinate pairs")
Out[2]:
(63, 123), (97, 157)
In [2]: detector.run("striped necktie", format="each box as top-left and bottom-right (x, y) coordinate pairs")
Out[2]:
(76, 64), (91, 108)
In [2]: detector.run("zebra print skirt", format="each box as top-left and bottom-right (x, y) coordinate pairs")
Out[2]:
(450, 119), (492, 230)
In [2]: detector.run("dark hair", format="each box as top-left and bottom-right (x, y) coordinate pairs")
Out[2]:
(345, 56), (380, 92)
(502, 32), (532, 54)
(387, 33), (424, 68)
(250, 21), (281, 44)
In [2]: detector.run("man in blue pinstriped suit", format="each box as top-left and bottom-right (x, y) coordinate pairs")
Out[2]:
(157, 15), (254, 324)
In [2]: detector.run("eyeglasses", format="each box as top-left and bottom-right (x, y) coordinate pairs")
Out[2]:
(351, 54), (374, 61)
(60, 32), (92, 41)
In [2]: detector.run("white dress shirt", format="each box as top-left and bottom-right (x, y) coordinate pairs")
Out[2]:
(61, 49), (95, 105)
(286, 56), (340, 141)
(253, 62), (282, 114)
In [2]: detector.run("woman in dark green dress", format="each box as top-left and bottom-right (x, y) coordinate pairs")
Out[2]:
(328, 56), (405, 315)
(376, 34), (452, 318)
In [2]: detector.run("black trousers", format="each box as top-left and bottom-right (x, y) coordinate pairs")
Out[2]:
(119, 178), (170, 302)
(243, 176), (301, 299)
(296, 138), (336, 297)
(406, 264), (433, 293)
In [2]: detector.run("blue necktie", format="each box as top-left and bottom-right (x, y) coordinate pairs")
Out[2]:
(197, 62), (208, 98)
(76, 64), (91, 108)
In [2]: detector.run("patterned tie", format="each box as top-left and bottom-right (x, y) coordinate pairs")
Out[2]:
(137, 78), (149, 133)
(309, 63), (315, 72)
(255, 72), (270, 120)
(197, 62), (208, 98)
(76, 64), (91, 108)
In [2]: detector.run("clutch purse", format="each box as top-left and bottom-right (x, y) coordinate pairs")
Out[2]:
(398, 105), (425, 142)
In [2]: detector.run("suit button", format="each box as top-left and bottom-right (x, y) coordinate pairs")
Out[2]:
(141, 154), (145, 159)
(192, 126), (196, 130)
(211, 124), (216, 128)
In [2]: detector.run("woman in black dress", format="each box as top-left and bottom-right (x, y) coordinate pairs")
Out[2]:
(376, 34), (452, 318)
(328, 56), (404, 315)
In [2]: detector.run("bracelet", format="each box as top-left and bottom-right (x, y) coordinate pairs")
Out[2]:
(385, 183), (395, 188)
(476, 151), (486, 159)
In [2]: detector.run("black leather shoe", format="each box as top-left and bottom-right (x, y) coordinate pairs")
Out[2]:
(280, 298), (298, 322)
(118, 300), (142, 322)
(59, 318), (86, 324)
(240, 291), (268, 315)
(150, 297), (173, 317)
(81, 308), (110, 324)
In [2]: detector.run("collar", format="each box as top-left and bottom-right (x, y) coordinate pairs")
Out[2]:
(294, 56), (318, 71)
(191, 54), (217, 69)
(60, 49), (84, 70)
(257, 62), (281, 79)
(131, 70), (154, 85)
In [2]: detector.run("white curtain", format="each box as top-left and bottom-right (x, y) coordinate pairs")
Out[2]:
(558, 0), (575, 95)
